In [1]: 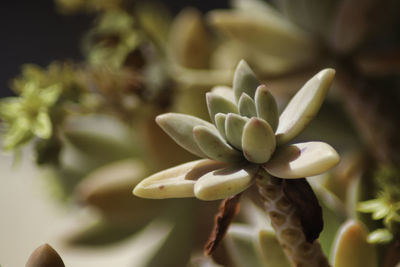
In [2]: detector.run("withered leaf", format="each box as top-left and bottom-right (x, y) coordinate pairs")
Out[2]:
(282, 178), (323, 243)
(204, 193), (242, 255)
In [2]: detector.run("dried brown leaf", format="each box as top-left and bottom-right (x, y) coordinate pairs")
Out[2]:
(204, 193), (242, 255)
(282, 178), (323, 243)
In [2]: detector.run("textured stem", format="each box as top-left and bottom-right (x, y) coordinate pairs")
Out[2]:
(255, 169), (330, 267)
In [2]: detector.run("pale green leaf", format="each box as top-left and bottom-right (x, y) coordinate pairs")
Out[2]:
(206, 92), (238, 123)
(232, 60), (260, 102)
(133, 159), (227, 199)
(225, 113), (248, 150)
(275, 69), (335, 145)
(211, 85), (235, 103)
(194, 164), (256, 200)
(254, 84), (278, 132)
(238, 93), (257, 118)
(156, 113), (215, 158)
(242, 117), (275, 164)
(193, 125), (242, 162)
(214, 113), (227, 139)
(264, 142), (339, 179)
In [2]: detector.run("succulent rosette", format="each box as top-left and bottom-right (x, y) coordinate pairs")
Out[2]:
(134, 60), (339, 201)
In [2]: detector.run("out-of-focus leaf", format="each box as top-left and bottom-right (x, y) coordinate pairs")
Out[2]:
(225, 224), (265, 267)
(169, 8), (212, 69)
(26, 244), (65, 267)
(331, 220), (377, 267)
(258, 229), (291, 267)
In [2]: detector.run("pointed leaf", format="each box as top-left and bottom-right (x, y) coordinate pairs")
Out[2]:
(40, 84), (62, 106)
(233, 60), (260, 102)
(258, 229), (291, 267)
(255, 85), (278, 132)
(215, 113), (227, 139)
(193, 125), (243, 162)
(194, 164), (257, 200)
(331, 220), (377, 267)
(206, 92), (238, 123)
(0, 98), (22, 120)
(225, 113), (248, 150)
(242, 117), (276, 164)
(169, 8), (212, 68)
(275, 69), (335, 145)
(26, 244), (65, 267)
(238, 93), (257, 118)
(211, 85), (235, 103)
(264, 142), (340, 178)
(2, 117), (32, 150)
(133, 159), (227, 199)
(156, 113), (215, 158)
(32, 111), (52, 139)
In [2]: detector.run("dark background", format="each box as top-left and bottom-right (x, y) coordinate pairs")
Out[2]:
(0, 0), (228, 97)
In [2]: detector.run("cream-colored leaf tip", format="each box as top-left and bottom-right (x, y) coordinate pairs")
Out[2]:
(134, 60), (339, 200)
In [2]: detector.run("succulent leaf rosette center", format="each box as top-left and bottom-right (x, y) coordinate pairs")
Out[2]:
(134, 60), (339, 201)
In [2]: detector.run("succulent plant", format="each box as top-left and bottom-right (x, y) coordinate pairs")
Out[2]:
(134, 60), (340, 266)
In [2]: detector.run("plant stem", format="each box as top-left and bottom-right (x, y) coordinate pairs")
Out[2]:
(255, 169), (330, 267)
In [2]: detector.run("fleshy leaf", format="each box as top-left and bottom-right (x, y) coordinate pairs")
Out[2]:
(242, 117), (276, 164)
(156, 113), (215, 158)
(225, 113), (248, 150)
(26, 244), (65, 267)
(194, 164), (257, 200)
(193, 125), (243, 162)
(331, 220), (377, 267)
(211, 85), (235, 103)
(255, 84), (278, 132)
(32, 111), (52, 139)
(215, 113), (227, 139)
(206, 92), (238, 123)
(233, 60), (260, 103)
(238, 93), (257, 118)
(264, 142), (339, 178)
(258, 229), (291, 267)
(133, 159), (227, 199)
(275, 69), (335, 145)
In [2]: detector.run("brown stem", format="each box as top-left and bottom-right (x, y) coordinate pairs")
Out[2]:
(255, 169), (330, 267)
